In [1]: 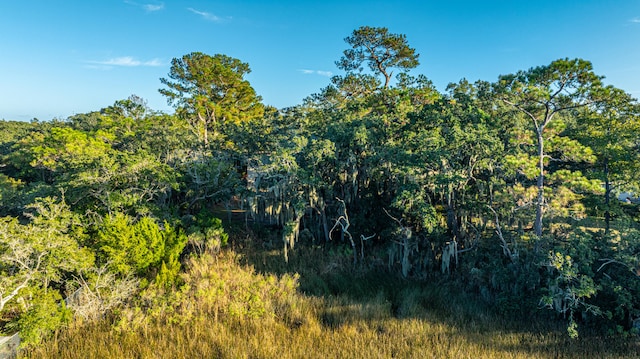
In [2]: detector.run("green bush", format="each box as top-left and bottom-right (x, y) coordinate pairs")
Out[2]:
(7, 288), (71, 348)
(96, 213), (187, 285)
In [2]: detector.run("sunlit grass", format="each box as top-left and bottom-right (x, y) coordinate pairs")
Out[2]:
(23, 301), (640, 358)
(21, 231), (640, 359)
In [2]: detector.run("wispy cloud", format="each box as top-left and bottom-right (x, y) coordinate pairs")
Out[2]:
(125, 1), (165, 12)
(86, 56), (163, 69)
(187, 7), (230, 22)
(143, 3), (164, 11)
(299, 69), (333, 77)
(629, 17), (640, 23)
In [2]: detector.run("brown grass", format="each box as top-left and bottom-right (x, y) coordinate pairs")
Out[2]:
(20, 236), (640, 359)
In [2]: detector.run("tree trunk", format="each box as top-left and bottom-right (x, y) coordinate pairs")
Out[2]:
(604, 157), (611, 234)
(196, 112), (208, 147)
(283, 216), (301, 263)
(402, 231), (411, 278)
(383, 73), (391, 89)
(446, 187), (459, 240)
(203, 121), (208, 146)
(321, 204), (330, 242)
(534, 129), (545, 239)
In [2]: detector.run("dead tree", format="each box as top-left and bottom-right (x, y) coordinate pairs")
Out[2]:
(331, 198), (358, 265)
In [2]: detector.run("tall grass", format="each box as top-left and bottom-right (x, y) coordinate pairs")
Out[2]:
(22, 232), (640, 359)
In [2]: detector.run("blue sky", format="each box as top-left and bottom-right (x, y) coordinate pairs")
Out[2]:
(2, 1), (640, 121)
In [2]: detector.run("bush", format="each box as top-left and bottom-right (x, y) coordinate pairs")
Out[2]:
(6, 288), (71, 348)
(96, 213), (187, 285)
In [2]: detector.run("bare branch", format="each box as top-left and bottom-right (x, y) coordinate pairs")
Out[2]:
(597, 258), (637, 275)
(0, 274), (33, 312)
(331, 198), (357, 265)
(487, 205), (517, 262)
(382, 207), (403, 226)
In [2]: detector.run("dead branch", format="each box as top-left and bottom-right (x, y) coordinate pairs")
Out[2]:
(331, 198), (357, 265)
(487, 205), (518, 262)
(360, 233), (376, 260)
(597, 258), (638, 276)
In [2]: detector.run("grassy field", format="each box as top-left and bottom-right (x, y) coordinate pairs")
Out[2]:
(21, 227), (640, 359)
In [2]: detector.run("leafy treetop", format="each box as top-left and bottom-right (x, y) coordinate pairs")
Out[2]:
(336, 26), (420, 89)
(159, 52), (264, 147)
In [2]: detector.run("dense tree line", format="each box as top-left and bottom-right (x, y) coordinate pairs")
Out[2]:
(1, 26), (639, 345)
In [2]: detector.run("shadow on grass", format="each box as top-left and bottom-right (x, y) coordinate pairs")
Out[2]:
(225, 222), (640, 358)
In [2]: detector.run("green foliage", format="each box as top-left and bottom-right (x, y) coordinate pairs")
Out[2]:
(96, 213), (187, 285)
(2, 114), (180, 217)
(2, 29), (640, 351)
(154, 220), (189, 288)
(594, 229), (640, 330)
(0, 120), (36, 154)
(6, 288), (71, 347)
(97, 214), (163, 276)
(0, 174), (23, 215)
(159, 52), (264, 148)
(337, 26), (420, 89)
(0, 197), (92, 349)
(29, 127), (114, 173)
(177, 152), (240, 210)
(186, 223), (228, 256)
(541, 248), (600, 338)
(503, 154), (538, 179)
(391, 190), (438, 233)
(0, 197), (94, 313)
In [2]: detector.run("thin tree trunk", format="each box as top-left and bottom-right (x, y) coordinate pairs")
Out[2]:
(534, 130), (545, 239)
(402, 229), (411, 277)
(446, 187), (459, 240)
(604, 157), (611, 234)
(197, 113), (209, 146)
(321, 204), (330, 242)
(203, 122), (208, 146)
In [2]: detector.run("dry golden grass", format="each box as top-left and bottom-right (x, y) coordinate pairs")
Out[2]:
(21, 245), (640, 359)
(23, 307), (640, 358)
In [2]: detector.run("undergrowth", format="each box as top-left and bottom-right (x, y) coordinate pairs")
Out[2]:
(21, 226), (640, 358)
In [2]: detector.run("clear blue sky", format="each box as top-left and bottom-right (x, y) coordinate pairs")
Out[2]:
(2, 1), (640, 121)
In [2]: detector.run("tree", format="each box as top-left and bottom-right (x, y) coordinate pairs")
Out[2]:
(159, 52), (264, 148)
(574, 87), (640, 233)
(7, 122), (178, 217)
(105, 94), (152, 121)
(496, 58), (603, 238)
(0, 197), (93, 313)
(385, 79), (502, 276)
(336, 26), (420, 89)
